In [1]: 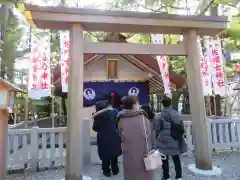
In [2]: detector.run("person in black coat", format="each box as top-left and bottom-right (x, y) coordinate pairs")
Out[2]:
(140, 104), (156, 149)
(92, 100), (122, 177)
(140, 104), (155, 122)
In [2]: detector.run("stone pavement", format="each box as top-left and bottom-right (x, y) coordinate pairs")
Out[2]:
(7, 152), (240, 180)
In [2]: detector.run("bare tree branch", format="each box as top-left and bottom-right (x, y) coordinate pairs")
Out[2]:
(72, 0), (80, 8)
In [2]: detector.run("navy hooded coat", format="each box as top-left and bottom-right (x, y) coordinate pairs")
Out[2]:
(92, 107), (122, 160)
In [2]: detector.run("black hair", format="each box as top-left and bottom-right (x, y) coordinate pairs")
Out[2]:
(106, 93), (114, 106)
(121, 96), (138, 110)
(140, 104), (155, 119)
(95, 100), (108, 111)
(161, 95), (172, 107)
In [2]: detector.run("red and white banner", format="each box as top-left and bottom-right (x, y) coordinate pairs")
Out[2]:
(207, 37), (225, 96)
(198, 38), (212, 96)
(60, 31), (70, 92)
(151, 34), (171, 97)
(28, 37), (51, 99)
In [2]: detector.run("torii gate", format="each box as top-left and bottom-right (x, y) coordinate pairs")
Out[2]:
(18, 4), (228, 180)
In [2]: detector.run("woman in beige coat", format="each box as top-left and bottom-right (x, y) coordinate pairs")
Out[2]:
(117, 96), (155, 180)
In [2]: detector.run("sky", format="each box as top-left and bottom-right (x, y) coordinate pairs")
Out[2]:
(29, 0), (108, 8)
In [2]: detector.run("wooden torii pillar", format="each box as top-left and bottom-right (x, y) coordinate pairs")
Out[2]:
(184, 29), (213, 170)
(66, 24), (84, 180)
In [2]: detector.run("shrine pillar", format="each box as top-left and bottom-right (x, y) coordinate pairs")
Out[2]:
(66, 23), (84, 180)
(184, 29), (213, 170)
(0, 109), (8, 180)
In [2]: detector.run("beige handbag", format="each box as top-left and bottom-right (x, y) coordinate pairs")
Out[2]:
(142, 115), (166, 171)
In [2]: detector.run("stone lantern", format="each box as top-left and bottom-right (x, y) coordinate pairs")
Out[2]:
(0, 77), (24, 179)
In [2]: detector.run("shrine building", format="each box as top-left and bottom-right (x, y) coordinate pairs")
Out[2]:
(52, 33), (185, 109)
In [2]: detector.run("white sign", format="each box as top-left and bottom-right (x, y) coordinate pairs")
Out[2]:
(128, 87), (140, 96)
(231, 52), (240, 61)
(60, 31), (70, 93)
(28, 37), (51, 99)
(151, 34), (164, 44)
(232, 76), (240, 82)
(207, 37), (226, 96)
(199, 38), (212, 96)
(151, 34), (171, 97)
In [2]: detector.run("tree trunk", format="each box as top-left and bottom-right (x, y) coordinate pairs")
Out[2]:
(149, 94), (155, 111)
(215, 95), (222, 116)
(157, 94), (161, 112)
(181, 86), (190, 114)
(171, 90), (181, 111)
(0, 4), (10, 78)
(61, 97), (67, 116)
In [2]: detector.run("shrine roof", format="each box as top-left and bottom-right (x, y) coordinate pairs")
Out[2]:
(22, 4), (230, 35)
(52, 54), (185, 95)
(0, 77), (25, 92)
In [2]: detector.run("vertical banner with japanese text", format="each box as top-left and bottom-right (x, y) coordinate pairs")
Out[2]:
(198, 38), (212, 96)
(28, 37), (51, 99)
(151, 34), (171, 97)
(207, 37), (225, 96)
(60, 31), (70, 92)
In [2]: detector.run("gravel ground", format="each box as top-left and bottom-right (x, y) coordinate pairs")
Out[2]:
(7, 152), (240, 180)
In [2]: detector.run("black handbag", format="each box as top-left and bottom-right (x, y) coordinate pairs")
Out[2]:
(157, 112), (185, 141)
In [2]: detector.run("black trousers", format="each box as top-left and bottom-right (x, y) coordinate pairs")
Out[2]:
(162, 155), (182, 179)
(102, 156), (119, 173)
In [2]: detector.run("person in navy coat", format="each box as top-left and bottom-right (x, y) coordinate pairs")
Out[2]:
(92, 99), (122, 177)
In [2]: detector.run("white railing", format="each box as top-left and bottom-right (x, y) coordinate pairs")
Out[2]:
(8, 127), (67, 171)
(210, 118), (240, 149)
(8, 122), (24, 129)
(7, 118), (240, 171)
(183, 118), (240, 154)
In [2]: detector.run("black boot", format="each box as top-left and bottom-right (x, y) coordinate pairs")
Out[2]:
(111, 157), (119, 176)
(103, 171), (111, 177)
(112, 170), (119, 176)
(102, 159), (111, 177)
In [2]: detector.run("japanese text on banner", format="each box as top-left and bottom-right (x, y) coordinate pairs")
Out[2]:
(151, 34), (171, 97)
(28, 37), (51, 99)
(60, 32), (70, 92)
(208, 37), (225, 96)
(198, 38), (212, 96)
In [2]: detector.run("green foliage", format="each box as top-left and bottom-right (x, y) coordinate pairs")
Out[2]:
(0, 6), (26, 79)
(225, 60), (240, 77)
(212, 0), (239, 5)
(50, 30), (61, 66)
(226, 17), (240, 40)
(224, 38), (240, 52)
(106, 0), (185, 12)
(213, 0), (233, 5)
(224, 13), (240, 77)
(128, 34), (151, 44)
(168, 56), (185, 74)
